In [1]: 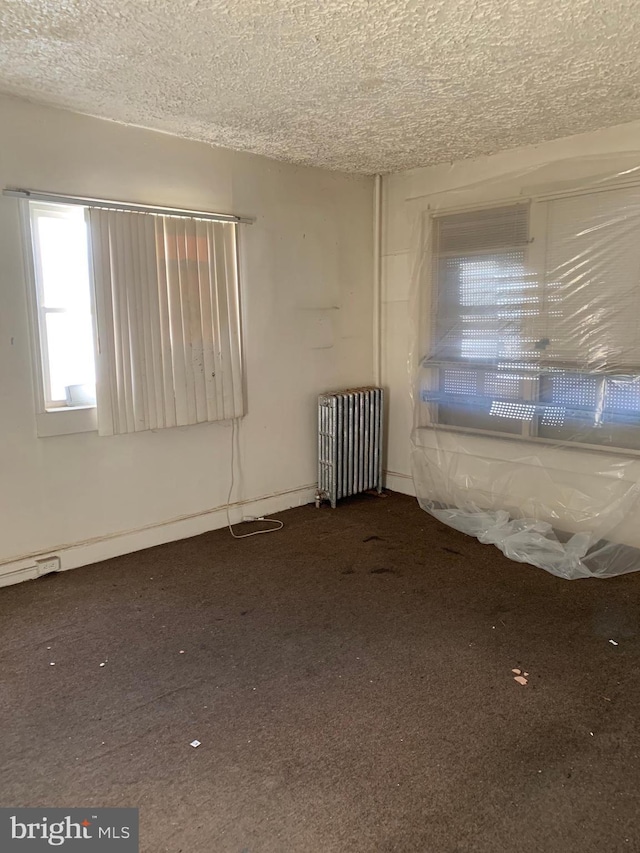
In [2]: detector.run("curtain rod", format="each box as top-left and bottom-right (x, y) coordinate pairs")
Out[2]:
(2, 188), (255, 225)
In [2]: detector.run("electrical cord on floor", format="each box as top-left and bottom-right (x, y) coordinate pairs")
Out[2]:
(226, 417), (284, 539)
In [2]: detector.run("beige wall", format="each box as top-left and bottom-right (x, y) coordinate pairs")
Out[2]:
(381, 119), (640, 546)
(0, 95), (373, 583)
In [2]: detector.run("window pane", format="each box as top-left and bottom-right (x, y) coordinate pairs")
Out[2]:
(431, 205), (534, 435)
(31, 203), (96, 408)
(435, 250), (533, 361)
(431, 365), (533, 435)
(430, 196), (640, 451)
(543, 188), (640, 370)
(45, 311), (96, 403)
(36, 212), (91, 312)
(537, 373), (640, 449)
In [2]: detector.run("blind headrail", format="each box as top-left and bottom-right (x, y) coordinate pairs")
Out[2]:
(3, 188), (255, 225)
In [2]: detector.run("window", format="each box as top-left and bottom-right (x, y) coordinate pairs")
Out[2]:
(28, 202), (96, 410)
(24, 198), (244, 437)
(423, 187), (640, 451)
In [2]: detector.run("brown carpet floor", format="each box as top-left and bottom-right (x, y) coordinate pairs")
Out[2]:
(2, 492), (640, 852)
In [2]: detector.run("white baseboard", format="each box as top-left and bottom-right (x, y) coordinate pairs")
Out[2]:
(384, 470), (416, 497)
(0, 484), (317, 590)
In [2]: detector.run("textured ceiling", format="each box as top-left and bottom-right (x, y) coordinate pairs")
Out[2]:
(1, 0), (640, 173)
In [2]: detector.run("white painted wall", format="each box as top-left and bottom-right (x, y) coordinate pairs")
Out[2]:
(0, 95), (373, 584)
(381, 119), (640, 547)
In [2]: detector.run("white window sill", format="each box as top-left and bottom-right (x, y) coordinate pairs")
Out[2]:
(36, 406), (97, 437)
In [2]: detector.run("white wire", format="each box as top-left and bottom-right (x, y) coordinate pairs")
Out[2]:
(226, 417), (284, 539)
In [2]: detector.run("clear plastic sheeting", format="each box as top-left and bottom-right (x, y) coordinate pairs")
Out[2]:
(409, 155), (640, 579)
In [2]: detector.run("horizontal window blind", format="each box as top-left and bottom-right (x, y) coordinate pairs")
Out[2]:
(426, 189), (640, 449)
(435, 204), (530, 254)
(432, 192), (640, 371)
(88, 208), (243, 436)
(432, 204), (532, 364)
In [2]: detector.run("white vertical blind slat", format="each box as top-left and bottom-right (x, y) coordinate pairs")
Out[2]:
(175, 221), (198, 424)
(207, 225), (226, 421)
(113, 211), (135, 433)
(134, 214), (159, 429)
(166, 221), (190, 425)
(154, 220), (177, 428)
(88, 208), (243, 435)
(224, 223), (244, 416)
(195, 219), (218, 423)
(183, 218), (207, 423)
(128, 215), (148, 431)
(87, 210), (117, 435)
(212, 222), (235, 419)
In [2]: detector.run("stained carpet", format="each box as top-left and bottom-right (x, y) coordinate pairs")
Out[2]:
(2, 492), (640, 852)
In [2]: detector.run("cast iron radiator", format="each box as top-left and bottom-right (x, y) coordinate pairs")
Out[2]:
(316, 387), (384, 508)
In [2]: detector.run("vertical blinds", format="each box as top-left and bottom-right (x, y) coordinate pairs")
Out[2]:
(88, 208), (244, 436)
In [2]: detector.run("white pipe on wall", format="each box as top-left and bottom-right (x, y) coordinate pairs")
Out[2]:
(373, 174), (382, 387)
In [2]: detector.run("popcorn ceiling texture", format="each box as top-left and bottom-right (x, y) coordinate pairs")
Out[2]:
(1, 0), (640, 173)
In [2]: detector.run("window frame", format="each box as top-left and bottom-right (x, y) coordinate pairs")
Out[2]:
(422, 185), (640, 458)
(21, 200), (97, 437)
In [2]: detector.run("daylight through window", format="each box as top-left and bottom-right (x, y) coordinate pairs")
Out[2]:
(424, 189), (640, 451)
(29, 202), (96, 408)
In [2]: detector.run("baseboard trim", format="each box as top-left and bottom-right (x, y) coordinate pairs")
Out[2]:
(0, 484), (317, 589)
(384, 470), (416, 497)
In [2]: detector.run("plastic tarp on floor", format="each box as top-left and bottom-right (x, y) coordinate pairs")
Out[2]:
(409, 155), (640, 578)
